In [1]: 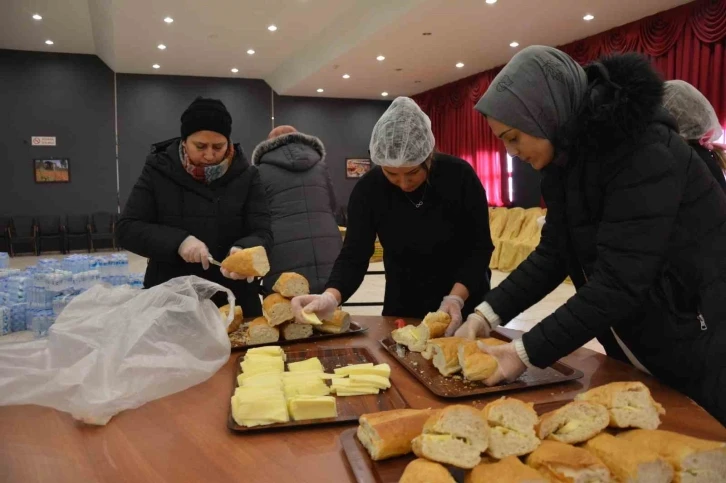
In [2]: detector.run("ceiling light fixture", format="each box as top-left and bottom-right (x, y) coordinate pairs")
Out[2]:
(342, 74), (350, 79)
(152, 64), (160, 69)
(455, 62), (465, 68)
(510, 41), (519, 48)
(32, 14), (42, 20)
(381, 92), (389, 97)
(376, 55), (385, 61)
(422, 32), (432, 36)
(583, 14), (595, 21)
(231, 68), (239, 73)
(45, 40), (54, 45)
(268, 25), (277, 32)
(486, 0), (497, 4)
(317, 88), (324, 93)
(158, 44), (166, 50)
(414, 80), (422, 84)
(164, 17), (174, 23)
(247, 49), (255, 55)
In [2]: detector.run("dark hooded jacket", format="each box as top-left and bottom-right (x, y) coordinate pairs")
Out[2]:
(117, 138), (272, 315)
(251, 132), (342, 294)
(485, 54), (726, 424)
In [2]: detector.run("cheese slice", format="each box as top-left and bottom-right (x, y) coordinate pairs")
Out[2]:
(333, 363), (373, 375)
(300, 311), (323, 325)
(335, 387), (380, 396)
(241, 358), (285, 374)
(283, 383), (331, 398)
(349, 374), (391, 389)
(245, 346), (286, 360)
(287, 357), (324, 373)
(231, 395), (289, 427)
(287, 395), (337, 420)
(334, 363), (390, 377)
(555, 420), (582, 435)
(237, 371), (282, 386)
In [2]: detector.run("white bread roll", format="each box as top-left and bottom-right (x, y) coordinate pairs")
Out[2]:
(466, 455), (548, 483)
(221, 246), (270, 276)
(432, 337), (465, 376)
(314, 309), (351, 334)
(245, 317), (280, 345)
(281, 322), (313, 341)
(537, 401), (610, 444)
(526, 440), (611, 483)
(356, 408), (438, 461)
(220, 304), (243, 334)
(411, 405), (489, 469)
(583, 433), (674, 483)
(575, 382), (665, 430)
(458, 340), (499, 381)
(272, 272), (310, 298)
(262, 293), (294, 326)
(482, 397), (541, 459)
(400, 458), (455, 483)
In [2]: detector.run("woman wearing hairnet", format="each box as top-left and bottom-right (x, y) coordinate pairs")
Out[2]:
(456, 46), (726, 425)
(291, 97), (494, 334)
(663, 80), (726, 192)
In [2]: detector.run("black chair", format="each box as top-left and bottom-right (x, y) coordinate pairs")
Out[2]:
(0, 216), (10, 254)
(37, 215), (65, 254)
(90, 212), (117, 252)
(9, 216), (38, 256)
(65, 214), (91, 253)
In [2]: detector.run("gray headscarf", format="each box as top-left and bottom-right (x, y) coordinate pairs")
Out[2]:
(475, 46), (588, 163)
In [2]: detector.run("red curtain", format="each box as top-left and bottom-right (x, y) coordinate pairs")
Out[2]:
(413, 0), (726, 206)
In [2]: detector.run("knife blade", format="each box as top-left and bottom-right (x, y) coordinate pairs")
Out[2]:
(207, 256), (222, 267)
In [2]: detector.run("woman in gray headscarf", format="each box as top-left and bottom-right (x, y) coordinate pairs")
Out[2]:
(455, 46), (726, 425)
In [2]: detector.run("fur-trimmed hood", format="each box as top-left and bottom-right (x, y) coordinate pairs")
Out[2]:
(560, 52), (673, 159)
(251, 132), (326, 172)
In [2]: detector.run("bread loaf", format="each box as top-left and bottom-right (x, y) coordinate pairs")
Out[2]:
(482, 397), (541, 459)
(536, 401), (609, 444)
(262, 293), (294, 326)
(221, 246), (270, 277)
(575, 381), (665, 430)
(220, 304), (243, 334)
(526, 440), (611, 483)
(281, 322), (313, 340)
(583, 433), (674, 483)
(272, 272), (310, 298)
(356, 408), (438, 460)
(246, 317), (279, 345)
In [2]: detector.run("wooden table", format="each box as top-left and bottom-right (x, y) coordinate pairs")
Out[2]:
(1, 316), (724, 483)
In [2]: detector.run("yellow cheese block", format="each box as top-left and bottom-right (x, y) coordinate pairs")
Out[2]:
(237, 371), (282, 386)
(241, 358), (285, 374)
(334, 363), (391, 378)
(245, 346), (286, 360)
(283, 383), (331, 399)
(230, 395), (289, 427)
(234, 387), (283, 399)
(282, 371), (327, 380)
(300, 311), (323, 325)
(287, 357), (324, 373)
(287, 396), (337, 421)
(349, 374), (391, 389)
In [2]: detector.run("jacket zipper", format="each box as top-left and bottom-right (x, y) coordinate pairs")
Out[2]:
(698, 313), (707, 331)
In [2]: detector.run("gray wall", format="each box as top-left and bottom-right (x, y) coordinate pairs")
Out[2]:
(0, 49), (116, 217)
(116, 74), (272, 206)
(274, 94), (390, 207)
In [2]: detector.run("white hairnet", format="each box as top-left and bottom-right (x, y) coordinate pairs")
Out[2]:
(663, 80), (723, 143)
(369, 97), (435, 167)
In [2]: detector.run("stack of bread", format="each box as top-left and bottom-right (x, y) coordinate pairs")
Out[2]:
(356, 381), (726, 483)
(232, 347), (393, 428)
(235, 272), (352, 346)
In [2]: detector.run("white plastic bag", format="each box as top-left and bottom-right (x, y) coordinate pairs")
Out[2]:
(0, 276), (234, 425)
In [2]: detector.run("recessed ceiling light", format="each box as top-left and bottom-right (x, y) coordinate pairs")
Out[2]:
(45, 40), (54, 45)
(164, 17), (174, 24)
(231, 68), (239, 73)
(583, 14), (595, 21)
(422, 32), (432, 36)
(376, 55), (385, 61)
(486, 0), (497, 4)
(510, 41), (519, 48)
(414, 80), (422, 84)
(317, 88), (324, 93)
(152, 64), (160, 69)
(455, 62), (465, 68)
(157, 44), (166, 50)
(395, 68), (403, 72)
(247, 49), (255, 55)
(342, 74), (351, 79)
(381, 92), (389, 97)
(32, 14), (42, 20)
(268, 25), (277, 32)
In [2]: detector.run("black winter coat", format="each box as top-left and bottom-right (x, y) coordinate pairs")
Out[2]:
(485, 54), (726, 424)
(117, 138), (273, 316)
(691, 143), (726, 194)
(251, 132), (342, 294)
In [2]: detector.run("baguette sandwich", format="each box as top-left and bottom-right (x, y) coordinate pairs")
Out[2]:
(537, 401), (610, 444)
(482, 397), (541, 459)
(245, 317), (280, 345)
(583, 433), (674, 483)
(391, 312), (450, 352)
(400, 458), (456, 483)
(356, 408), (438, 460)
(221, 246), (270, 277)
(262, 293), (294, 326)
(465, 455), (548, 483)
(575, 382), (665, 430)
(220, 304), (243, 334)
(526, 440), (611, 483)
(314, 309), (351, 334)
(281, 322), (312, 340)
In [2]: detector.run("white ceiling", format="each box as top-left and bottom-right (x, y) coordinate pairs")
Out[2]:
(0, 0), (692, 100)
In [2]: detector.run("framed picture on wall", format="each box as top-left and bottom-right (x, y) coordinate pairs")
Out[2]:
(34, 158), (70, 183)
(345, 158), (372, 179)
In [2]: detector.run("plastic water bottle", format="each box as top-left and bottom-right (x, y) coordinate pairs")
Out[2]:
(0, 306), (10, 335)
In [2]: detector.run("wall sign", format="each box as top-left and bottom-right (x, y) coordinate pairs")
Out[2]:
(31, 136), (56, 146)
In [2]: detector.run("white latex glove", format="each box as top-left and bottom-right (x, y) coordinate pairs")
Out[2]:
(178, 235), (210, 270)
(441, 295), (465, 336)
(455, 312), (492, 339)
(476, 340), (527, 386)
(220, 247), (255, 283)
(291, 292), (339, 323)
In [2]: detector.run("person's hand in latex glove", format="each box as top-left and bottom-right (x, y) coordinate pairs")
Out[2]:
(291, 291), (339, 323)
(441, 295), (465, 336)
(220, 247), (255, 282)
(455, 312), (492, 339)
(178, 236), (210, 270)
(476, 340), (527, 386)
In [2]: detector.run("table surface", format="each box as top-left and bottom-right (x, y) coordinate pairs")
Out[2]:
(1, 316), (724, 483)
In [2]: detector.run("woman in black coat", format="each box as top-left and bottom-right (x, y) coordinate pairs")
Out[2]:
(117, 97), (272, 316)
(456, 46), (726, 425)
(663, 80), (726, 193)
